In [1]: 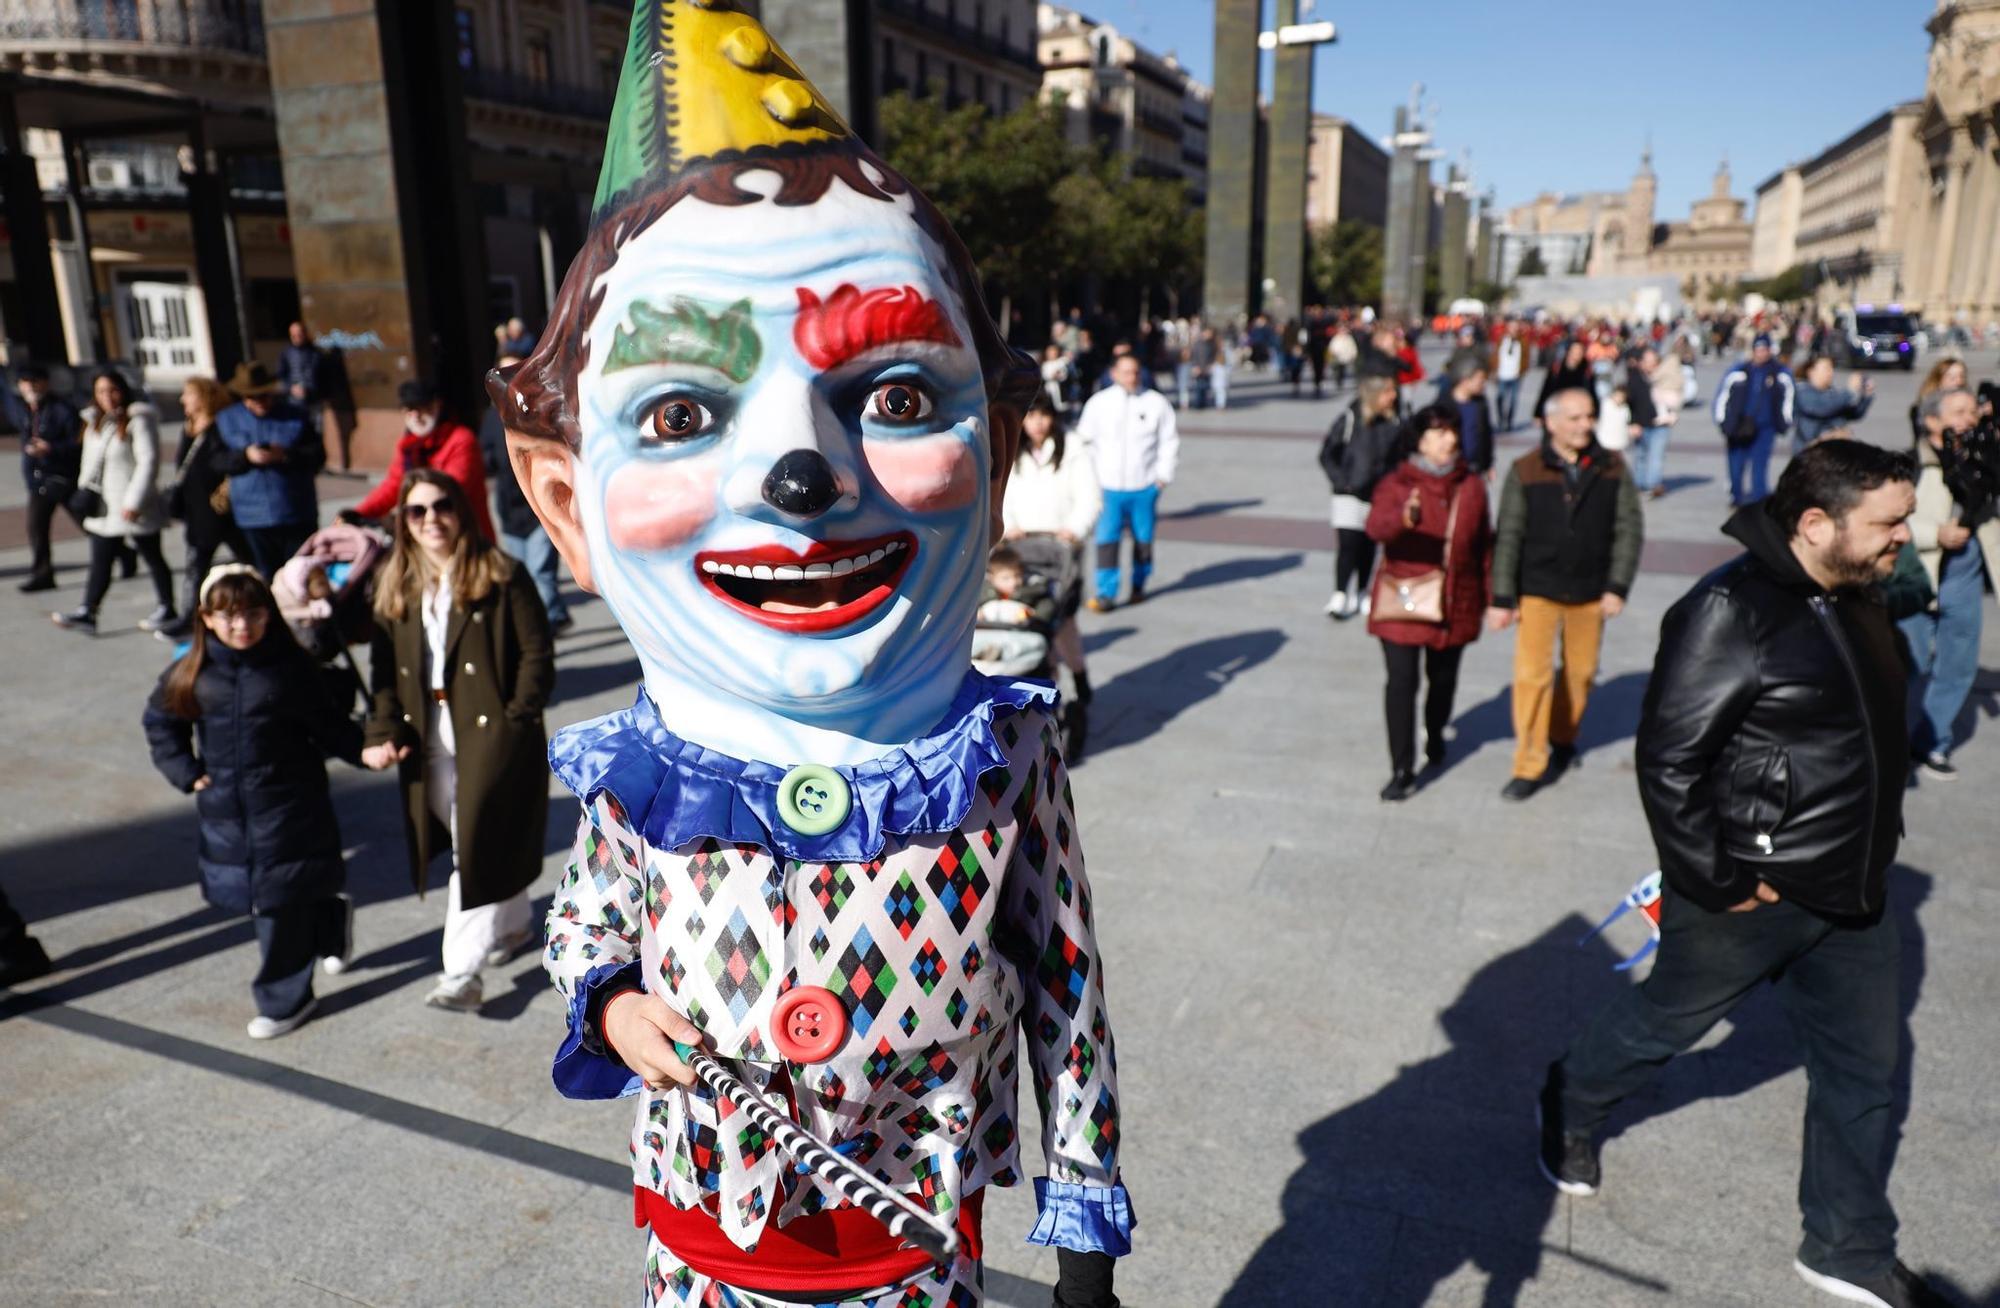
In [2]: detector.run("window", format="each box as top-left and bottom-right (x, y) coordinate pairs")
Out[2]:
(525, 26), (554, 85)
(455, 7), (477, 71)
(246, 278), (302, 342)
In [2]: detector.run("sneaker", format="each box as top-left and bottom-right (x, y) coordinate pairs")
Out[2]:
(320, 893), (356, 976)
(1501, 776), (1541, 802)
(17, 574), (56, 594)
(1536, 1064), (1600, 1195)
(1792, 1258), (1954, 1308)
(1358, 594), (1371, 618)
(1379, 771), (1418, 803)
(1547, 744), (1578, 779)
(0, 936), (54, 989)
(1086, 597), (1115, 614)
(50, 608), (96, 634)
(482, 929), (536, 969)
(1325, 591), (1348, 618)
(137, 605), (177, 633)
(246, 997), (318, 1040)
(1918, 753), (1957, 782)
(425, 973), (484, 1012)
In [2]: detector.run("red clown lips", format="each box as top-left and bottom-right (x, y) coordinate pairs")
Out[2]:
(694, 532), (917, 632)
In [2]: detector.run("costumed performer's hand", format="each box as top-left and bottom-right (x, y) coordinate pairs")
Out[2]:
(1728, 881), (1782, 913)
(1599, 593), (1625, 619)
(361, 742), (410, 770)
(191, 775), (212, 792)
(603, 990), (704, 1091)
(1053, 1249), (1119, 1308)
(1485, 606), (1517, 632)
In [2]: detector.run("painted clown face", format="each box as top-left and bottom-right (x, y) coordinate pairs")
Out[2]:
(570, 172), (993, 757)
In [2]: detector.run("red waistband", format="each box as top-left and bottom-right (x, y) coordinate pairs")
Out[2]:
(635, 1186), (982, 1294)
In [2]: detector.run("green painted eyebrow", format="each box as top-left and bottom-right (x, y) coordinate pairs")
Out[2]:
(603, 296), (762, 382)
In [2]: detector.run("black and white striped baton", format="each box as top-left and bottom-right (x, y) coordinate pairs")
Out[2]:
(672, 1040), (961, 1263)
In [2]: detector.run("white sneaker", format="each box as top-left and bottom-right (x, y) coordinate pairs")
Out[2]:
(246, 997), (317, 1040)
(425, 973), (484, 1012)
(1358, 594), (1372, 618)
(1325, 591), (1348, 617)
(482, 929), (536, 969)
(320, 893), (356, 976)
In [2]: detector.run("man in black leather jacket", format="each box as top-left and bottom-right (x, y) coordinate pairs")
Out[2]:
(1538, 441), (1953, 1308)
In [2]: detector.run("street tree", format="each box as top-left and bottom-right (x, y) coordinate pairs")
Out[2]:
(1516, 246), (1549, 278)
(1309, 219), (1384, 307)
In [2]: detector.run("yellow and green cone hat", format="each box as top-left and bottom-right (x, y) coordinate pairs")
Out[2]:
(594, 0), (855, 218)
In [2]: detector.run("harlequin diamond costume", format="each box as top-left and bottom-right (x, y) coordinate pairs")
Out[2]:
(490, 4), (1130, 1304)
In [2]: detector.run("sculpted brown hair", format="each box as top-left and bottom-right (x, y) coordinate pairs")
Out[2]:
(488, 143), (1037, 449)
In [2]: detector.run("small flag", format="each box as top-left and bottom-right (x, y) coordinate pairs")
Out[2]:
(1579, 871), (1664, 971)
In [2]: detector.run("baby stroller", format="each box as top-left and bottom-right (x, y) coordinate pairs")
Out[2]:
(972, 533), (1090, 760)
(272, 521), (389, 714)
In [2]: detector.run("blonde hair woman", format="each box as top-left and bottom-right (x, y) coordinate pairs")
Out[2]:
(158, 376), (250, 640)
(363, 468), (554, 1011)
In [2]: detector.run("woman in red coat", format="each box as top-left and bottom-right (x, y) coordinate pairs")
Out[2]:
(1366, 401), (1494, 801)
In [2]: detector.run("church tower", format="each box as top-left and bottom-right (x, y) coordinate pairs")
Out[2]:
(1624, 144), (1658, 269)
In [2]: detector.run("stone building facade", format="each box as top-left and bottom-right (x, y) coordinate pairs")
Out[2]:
(1750, 103), (1927, 310)
(1303, 113), (1388, 229)
(1036, 4), (1209, 201)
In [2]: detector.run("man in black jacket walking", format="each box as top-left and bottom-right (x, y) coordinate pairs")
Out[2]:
(1538, 441), (1951, 1308)
(4, 364), (85, 593)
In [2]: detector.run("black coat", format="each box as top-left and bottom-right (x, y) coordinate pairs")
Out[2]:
(1534, 362), (1599, 419)
(2, 391), (84, 493)
(1635, 505), (1906, 918)
(168, 421), (244, 550)
(1318, 404), (1402, 499)
(144, 635), (364, 915)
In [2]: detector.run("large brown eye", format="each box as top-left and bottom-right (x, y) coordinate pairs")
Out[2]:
(643, 393), (713, 444)
(865, 381), (934, 426)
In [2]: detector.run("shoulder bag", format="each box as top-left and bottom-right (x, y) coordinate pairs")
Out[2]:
(1371, 481), (1462, 624)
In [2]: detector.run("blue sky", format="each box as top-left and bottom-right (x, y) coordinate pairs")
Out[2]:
(1090, 1), (1933, 217)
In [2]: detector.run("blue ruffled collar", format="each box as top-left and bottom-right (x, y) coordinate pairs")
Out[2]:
(548, 670), (1056, 863)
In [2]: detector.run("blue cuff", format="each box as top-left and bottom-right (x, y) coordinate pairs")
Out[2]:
(1025, 1180), (1135, 1256)
(551, 960), (645, 1100)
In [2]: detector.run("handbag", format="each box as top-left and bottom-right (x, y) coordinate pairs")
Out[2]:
(67, 485), (105, 519)
(1370, 482), (1462, 625)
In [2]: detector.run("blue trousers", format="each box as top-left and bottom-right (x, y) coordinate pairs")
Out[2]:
(1559, 886), (1902, 1281)
(1495, 377), (1521, 431)
(251, 894), (347, 1019)
(1633, 425), (1671, 492)
(500, 527), (569, 623)
(1726, 427), (1777, 504)
(1897, 543), (1987, 758)
(1095, 486), (1159, 602)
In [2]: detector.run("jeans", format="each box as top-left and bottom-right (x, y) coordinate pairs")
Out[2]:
(1211, 364), (1230, 410)
(1632, 425), (1670, 492)
(1558, 887), (1902, 1280)
(500, 527), (570, 623)
(1897, 542), (1987, 758)
(81, 531), (174, 616)
(1726, 427), (1777, 504)
(1495, 377), (1521, 431)
(251, 895), (349, 1019)
(1094, 486), (1159, 601)
(1380, 640), (1465, 775)
(241, 522), (315, 580)
(1175, 362), (1194, 409)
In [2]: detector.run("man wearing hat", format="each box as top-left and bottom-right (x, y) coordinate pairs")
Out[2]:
(214, 360), (324, 577)
(348, 379), (494, 541)
(1712, 333), (1795, 506)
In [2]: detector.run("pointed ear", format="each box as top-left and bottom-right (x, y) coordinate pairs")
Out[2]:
(505, 432), (597, 594)
(985, 401), (1023, 551)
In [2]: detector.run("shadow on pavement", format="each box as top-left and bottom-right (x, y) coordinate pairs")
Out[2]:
(1144, 553), (1305, 601)
(1162, 498), (1264, 520)
(1087, 628), (1286, 757)
(549, 655), (643, 708)
(1433, 671), (1652, 777)
(1224, 869), (1941, 1306)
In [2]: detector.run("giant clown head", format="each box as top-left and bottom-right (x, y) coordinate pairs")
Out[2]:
(496, 1), (1036, 764)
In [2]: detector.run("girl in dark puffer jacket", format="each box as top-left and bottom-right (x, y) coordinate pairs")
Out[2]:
(143, 566), (372, 1039)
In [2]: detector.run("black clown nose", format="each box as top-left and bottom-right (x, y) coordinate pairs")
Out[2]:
(762, 449), (840, 518)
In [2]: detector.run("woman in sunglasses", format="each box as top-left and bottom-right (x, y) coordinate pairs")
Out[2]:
(363, 468), (555, 1012)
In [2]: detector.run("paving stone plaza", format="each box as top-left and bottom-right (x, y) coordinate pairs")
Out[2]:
(3, 350), (1996, 1306)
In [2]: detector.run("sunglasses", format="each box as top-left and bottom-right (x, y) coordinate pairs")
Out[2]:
(404, 500), (457, 523)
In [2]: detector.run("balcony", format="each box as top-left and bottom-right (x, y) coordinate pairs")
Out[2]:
(877, 0), (1043, 81)
(0, 1), (264, 57)
(462, 66), (614, 122)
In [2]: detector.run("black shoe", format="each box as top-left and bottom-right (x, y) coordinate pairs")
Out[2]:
(137, 604), (177, 633)
(1536, 1064), (1600, 1195)
(1379, 771), (1418, 802)
(0, 936), (53, 989)
(1547, 744), (1577, 779)
(1125, 586), (1147, 606)
(1793, 1258), (1954, 1308)
(1424, 739), (1447, 772)
(51, 608), (97, 634)
(1501, 776), (1541, 802)
(17, 573), (56, 594)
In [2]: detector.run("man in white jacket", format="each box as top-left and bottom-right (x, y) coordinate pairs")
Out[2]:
(1079, 354), (1179, 609)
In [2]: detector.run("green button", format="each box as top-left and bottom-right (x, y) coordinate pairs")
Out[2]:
(777, 764), (850, 836)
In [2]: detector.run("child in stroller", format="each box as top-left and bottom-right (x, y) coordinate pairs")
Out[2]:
(972, 539), (1091, 759)
(271, 520), (389, 711)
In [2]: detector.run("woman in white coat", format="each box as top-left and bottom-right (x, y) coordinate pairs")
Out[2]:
(52, 371), (177, 634)
(1002, 394), (1102, 701)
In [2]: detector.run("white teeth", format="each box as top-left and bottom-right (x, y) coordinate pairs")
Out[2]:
(772, 565), (804, 581)
(803, 563), (832, 579)
(831, 557), (855, 577)
(751, 565), (774, 581)
(885, 540), (904, 553)
(701, 560), (721, 574)
(705, 541), (908, 583)
(865, 548), (886, 566)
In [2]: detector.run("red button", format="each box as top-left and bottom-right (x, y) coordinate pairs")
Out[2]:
(770, 985), (847, 1064)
